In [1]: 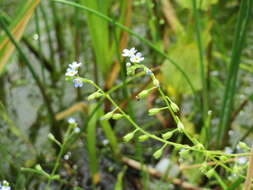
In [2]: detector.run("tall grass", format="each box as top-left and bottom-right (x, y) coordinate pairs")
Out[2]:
(1, 0), (253, 189)
(217, 0), (253, 148)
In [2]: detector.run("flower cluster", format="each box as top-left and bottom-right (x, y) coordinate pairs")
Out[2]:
(0, 181), (11, 190)
(122, 47), (144, 64)
(68, 117), (80, 133)
(65, 61), (83, 88)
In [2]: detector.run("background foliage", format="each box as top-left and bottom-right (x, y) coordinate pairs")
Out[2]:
(0, 0), (253, 189)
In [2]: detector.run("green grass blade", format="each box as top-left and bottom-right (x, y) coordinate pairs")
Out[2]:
(80, 0), (111, 76)
(86, 104), (100, 185)
(192, 0), (209, 124)
(99, 109), (120, 156)
(217, 0), (253, 148)
(114, 166), (127, 190)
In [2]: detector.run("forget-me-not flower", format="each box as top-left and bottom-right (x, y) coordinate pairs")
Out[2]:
(73, 78), (83, 88)
(0, 181), (11, 190)
(68, 118), (76, 124)
(74, 127), (80, 133)
(69, 61), (82, 69)
(65, 68), (78, 77)
(122, 48), (137, 57)
(130, 52), (144, 63)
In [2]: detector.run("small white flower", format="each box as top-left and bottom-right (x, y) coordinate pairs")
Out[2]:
(74, 127), (80, 133)
(224, 147), (233, 154)
(68, 118), (76, 124)
(0, 181), (11, 190)
(69, 61), (82, 69)
(1, 186), (11, 190)
(64, 154), (70, 160)
(126, 62), (131, 67)
(102, 139), (109, 145)
(130, 52), (144, 63)
(237, 157), (247, 165)
(65, 68), (78, 77)
(122, 48), (137, 57)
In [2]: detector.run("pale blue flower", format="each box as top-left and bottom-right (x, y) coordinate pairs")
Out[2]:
(237, 157), (247, 165)
(122, 47), (137, 57)
(130, 52), (144, 63)
(65, 68), (78, 77)
(224, 147), (233, 154)
(0, 181), (11, 190)
(74, 127), (80, 133)
(68, 118), (76, 124)
(146, 69), (152, 76)
(73, 78), (83, 88)
(69, 61), (82, 69)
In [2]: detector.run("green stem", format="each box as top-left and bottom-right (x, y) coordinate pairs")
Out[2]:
(82, 78), (251, 159)
(39, 3), (56, 68)
(192, 0), (209, 135)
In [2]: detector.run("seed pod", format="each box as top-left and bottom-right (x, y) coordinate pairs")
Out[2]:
(138, 135), (149, 142)
(162, 131), (173, 140)
(101, 112), (114, 120)
(153, 148), (163, 159)
(148, 108), (161, 115)
(112, 113), (124, 120)
(87, 91), (103, 100)
(123, 132), (135, 142)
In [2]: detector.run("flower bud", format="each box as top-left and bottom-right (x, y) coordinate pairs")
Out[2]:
(2, 180), (10, 188)
(232, 165), (241, 175)
(87, 91), (103, 100)
(179, 149), (189, 160)
(48, 133), (61, 146)
(138, 135), (149, 142)
(153, 148), (163, 159)
(237, 141), (249, 151)
(148, 108), (161, 116)
(162, 131), (173, 140)
(206, 168), (215, 178)
(123, 132), (135, 142)
(152, 78), (160, 87)
(112, 113), (124, 120)
(195, 143), (204, 150)
(137, 89), (149, 99)
(177, 121), (184, 132)
(101, 111), (114, 120)
(74, 127), (81, 133)
(126, 62), (131, 67)
(35, 164), (43, 171)
(51, 175), (60, 180)
(127, 66), (136, 76)
(170, 102), (179, 113)
(48, 133), (56, 141)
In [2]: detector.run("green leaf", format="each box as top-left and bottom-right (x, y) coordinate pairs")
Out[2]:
(161, 21), (212, 95)
(114, 167), (127, 190)
(0, 0), (40, 73)
(80, 0), (111, 77)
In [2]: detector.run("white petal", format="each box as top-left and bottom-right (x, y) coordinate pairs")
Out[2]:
(136, 52), (142, 57)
